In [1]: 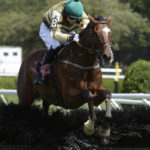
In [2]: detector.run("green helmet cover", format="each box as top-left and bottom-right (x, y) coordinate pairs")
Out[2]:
(64, 0), (83, 19)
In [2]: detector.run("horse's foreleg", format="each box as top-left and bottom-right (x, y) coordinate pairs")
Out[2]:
(105, 93), (112, 118)
(98, 90), (112, 144)
(82, 90), (96, 135)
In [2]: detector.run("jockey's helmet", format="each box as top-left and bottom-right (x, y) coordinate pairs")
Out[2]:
(64, 0), (83, 19)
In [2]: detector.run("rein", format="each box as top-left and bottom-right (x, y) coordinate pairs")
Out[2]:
(57, 18), (111, 71)
(57, 47), (100, 70)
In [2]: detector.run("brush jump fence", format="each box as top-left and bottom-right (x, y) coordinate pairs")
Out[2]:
(1, 90), (150, 150)
(0, 89), (150, 109)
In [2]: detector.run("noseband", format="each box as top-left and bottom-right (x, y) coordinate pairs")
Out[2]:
(77, 20), (112, 54)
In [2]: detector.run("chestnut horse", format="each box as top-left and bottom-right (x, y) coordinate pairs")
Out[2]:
(17, 15), (113, 143)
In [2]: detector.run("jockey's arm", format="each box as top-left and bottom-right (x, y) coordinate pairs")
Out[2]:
(50, 12), (90, 42)
(51, 28), (72, 42)
(80, 12), (90, 29)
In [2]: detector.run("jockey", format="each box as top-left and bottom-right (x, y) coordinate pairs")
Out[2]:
(34, 0), (90, 85)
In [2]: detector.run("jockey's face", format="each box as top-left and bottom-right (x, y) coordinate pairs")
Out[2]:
(67, 16), (78, 24)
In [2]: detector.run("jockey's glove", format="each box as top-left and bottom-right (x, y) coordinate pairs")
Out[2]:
(72, 33), (80, 42)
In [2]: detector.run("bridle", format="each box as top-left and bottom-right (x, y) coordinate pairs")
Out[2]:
(58, 18), (112, 70)
(76, 20), (112, 55)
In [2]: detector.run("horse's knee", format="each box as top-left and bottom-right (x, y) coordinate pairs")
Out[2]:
(81, 90), (93, 101)
(98, 90), (111, 100)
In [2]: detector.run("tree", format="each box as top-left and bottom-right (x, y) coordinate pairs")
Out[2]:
(119, 0), (150, 20)
(0, 0), (150, 65)
(83, 0), (150, 65)
(122, 60), (150, 93)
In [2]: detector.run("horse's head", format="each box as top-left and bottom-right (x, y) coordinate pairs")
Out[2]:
(79, 15), (114, 66)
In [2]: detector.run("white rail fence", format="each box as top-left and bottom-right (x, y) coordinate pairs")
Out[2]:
(0, 89), (150, 109)
(101, 68), (125, 80)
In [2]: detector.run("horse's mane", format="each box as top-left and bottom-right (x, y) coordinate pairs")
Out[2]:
(94, 16), (105, 22)
(79, 16), (105, 37)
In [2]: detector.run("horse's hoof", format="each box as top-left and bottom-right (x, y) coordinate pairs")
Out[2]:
(98, 126), (110, 138)
(83, 120), (95, 136)
(83, 125), (94, 136)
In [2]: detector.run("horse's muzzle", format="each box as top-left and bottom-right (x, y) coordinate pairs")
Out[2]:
(101, 54), (114, 66)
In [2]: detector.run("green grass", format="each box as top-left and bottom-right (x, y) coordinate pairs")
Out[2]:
(3, 95), (18, 104)
(0, 76), (17, 89)
(103, 78), (123, 93)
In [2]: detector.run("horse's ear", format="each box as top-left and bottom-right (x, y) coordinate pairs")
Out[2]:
(106, 16), (112, 24)
(88, 14), (97, 24)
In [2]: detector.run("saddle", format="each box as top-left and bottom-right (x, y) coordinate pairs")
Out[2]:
(32, 45), (65, 80)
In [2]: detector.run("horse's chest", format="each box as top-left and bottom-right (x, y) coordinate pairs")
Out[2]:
(68, 69), (102, 90)
(81, 80), (101, 90)
(80, 76), (101, 90)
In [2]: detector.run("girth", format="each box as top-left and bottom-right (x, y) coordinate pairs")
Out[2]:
(59, 60), (100, 70)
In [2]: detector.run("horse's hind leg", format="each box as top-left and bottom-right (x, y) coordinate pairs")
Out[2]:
(17, 83), (35, 106)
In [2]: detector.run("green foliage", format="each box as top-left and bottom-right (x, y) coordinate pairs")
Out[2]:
(85, 0), (150, 65)
(122, 60), (150, 93)
(0, 0), (150, 64)
(0, 0), (47, 13)
(119, 0), (150, 19)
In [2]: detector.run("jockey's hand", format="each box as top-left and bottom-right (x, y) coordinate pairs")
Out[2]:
(72, 34), (80, 42)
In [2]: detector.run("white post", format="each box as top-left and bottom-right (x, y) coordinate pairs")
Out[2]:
(0, 94), (8, 105)
(111, 99), (121, 110)
(142, 99), (150, 106)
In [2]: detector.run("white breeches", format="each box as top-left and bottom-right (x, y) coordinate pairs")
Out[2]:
(39, 22), (74, 50)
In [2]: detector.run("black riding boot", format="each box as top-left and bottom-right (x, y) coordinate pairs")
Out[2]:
(33, 46), (63, 86)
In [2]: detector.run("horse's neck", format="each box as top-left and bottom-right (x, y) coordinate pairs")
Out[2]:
(76, 50), (98, 66)
(76, 29), (98, 66)
(80, 29), (91, 48)
(58, 39), (98, 66)
(64, 45), (98, 66)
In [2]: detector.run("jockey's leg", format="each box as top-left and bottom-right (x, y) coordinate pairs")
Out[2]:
(43, 45), (64, 64)
(34, 22), (61, 86)
(33, 61), (45, 86)
(33, 46), (63, 86)
(34, 22), (71, 86)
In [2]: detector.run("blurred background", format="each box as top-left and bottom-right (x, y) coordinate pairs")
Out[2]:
(1, 0), (150, 65)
